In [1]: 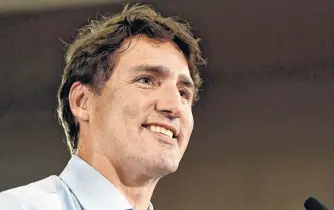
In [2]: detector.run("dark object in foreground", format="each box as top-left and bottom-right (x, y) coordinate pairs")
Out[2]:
(304, 197), (328, 210)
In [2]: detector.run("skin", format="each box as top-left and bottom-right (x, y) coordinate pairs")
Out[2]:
(69, 35), (195, 210)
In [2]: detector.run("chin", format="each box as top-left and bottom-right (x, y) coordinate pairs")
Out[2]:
(149, 158), (180, 177)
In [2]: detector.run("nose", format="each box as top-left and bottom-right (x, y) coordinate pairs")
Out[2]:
(155, 86), (182, 118)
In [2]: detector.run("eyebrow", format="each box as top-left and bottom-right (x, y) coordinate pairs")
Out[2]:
(130, 64), (195, 91)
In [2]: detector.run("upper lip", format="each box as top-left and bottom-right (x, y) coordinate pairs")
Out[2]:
(143, 122), (180, 138)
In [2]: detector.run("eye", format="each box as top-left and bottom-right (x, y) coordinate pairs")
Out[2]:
(136, 76), (155, 85)
(179, 89), (192, 100)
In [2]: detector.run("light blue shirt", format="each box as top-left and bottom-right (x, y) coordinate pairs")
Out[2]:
(0, 155), (154, 210)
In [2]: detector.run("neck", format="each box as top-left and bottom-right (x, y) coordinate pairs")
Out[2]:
(77, 145), (158, 210)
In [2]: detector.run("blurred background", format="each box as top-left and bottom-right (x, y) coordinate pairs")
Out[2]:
(0, 0), (334, 209)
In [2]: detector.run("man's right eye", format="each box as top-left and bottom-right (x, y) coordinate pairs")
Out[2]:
(136, 76), (155, 85)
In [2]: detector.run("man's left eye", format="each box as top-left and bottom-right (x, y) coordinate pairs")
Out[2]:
(179, 89), (192, 100)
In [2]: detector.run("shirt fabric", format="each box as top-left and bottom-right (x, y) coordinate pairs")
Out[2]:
(0, 155), (154, 210)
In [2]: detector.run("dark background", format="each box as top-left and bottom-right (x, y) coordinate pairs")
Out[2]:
(0, 0), (334, 209)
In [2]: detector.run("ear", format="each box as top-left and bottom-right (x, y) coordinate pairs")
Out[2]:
(69, 81), (91, 123)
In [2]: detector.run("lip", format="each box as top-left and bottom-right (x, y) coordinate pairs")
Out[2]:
(142, 122), (180, 138)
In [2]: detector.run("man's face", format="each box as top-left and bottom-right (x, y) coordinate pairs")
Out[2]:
(89, 35), (195, 177)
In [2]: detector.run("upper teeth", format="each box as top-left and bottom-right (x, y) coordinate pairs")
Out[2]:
(148, 125), (174, 138)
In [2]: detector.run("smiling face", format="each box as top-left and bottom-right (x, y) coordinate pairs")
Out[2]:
(87, 35), (195, 178)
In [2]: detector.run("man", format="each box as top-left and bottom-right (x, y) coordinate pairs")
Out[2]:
(0, 3), (206, 210)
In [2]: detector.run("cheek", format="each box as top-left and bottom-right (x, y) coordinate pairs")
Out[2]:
(184, 109), (194, 137)
(91, 96), (113, 133)
(121, 103), (141, 120)
(91, 90), (121, 126)
(108, 90), (147, 127)
(121, 89), (155, 120)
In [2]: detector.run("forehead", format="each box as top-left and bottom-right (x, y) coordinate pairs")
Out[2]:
(116, 35), (191, 77)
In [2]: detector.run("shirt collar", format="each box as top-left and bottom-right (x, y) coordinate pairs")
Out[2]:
(60, 155), (154, 210)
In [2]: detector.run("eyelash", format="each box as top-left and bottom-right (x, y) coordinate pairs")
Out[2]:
(135, 75), (193, 100)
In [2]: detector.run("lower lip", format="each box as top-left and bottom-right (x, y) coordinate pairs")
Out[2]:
(143, 127), (178, 145)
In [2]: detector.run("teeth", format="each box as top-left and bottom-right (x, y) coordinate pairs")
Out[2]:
(166, 130), (173, 137)
(148, 125), (174, 138)
(151, 126), (156, 132)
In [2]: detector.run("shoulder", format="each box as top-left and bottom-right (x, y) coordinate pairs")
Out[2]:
(0, 175), (68, 210)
